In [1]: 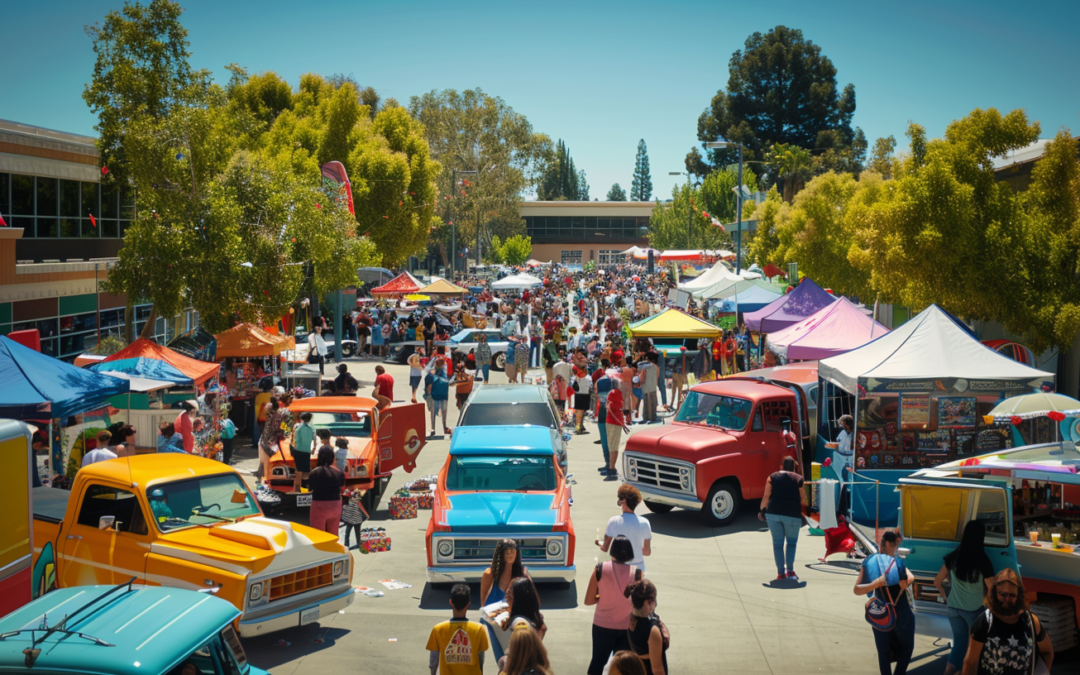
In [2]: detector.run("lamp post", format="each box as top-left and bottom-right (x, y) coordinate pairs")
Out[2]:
(704, 139), (745, 273)
(450, 169), (478, 280)
(668, 171), (694, 250)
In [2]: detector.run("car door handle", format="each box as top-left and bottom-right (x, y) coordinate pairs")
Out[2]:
(66, 535), (82, 540)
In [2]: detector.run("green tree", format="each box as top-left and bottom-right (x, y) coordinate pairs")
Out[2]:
(698, 166), (759, 226)
(408, 88), (548, 260)
(537, 140), (582, 200)
(606, 183), (627, 201)
(577, 169), (590, 200)
(631, 139), (652, 200)
(766, 143), (814, 202)
(867, 135), (897, 179)
(746, 188), (787, 266)
(689, 26), (857, 178)
(82, 0), (208, 186)
(648, 181), (732, 251)
(498, 234), (532, 266)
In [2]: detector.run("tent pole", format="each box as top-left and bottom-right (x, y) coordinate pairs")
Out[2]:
(48, 419), (56, 485)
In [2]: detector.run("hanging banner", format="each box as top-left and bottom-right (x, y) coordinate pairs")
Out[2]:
(320, 161), (355, 216)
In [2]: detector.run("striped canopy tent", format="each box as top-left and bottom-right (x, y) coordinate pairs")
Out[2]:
(627, 308), (722, 340)
(371, 271), (423, 298)
(92, 338), (220, 386)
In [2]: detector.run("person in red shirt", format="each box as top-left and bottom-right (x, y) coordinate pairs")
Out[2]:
(724, 332), (738, 375)
(604, 387), (629, 480)
(372, 365), (394, 410)
(713, 338), (727, 377)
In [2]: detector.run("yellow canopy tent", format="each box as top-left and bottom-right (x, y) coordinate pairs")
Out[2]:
(627, 308), (722, 340)
(419, 278), (468, 296)
(215, 323), (295, 358)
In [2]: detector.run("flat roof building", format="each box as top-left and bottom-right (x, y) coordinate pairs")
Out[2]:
(518, 200), (653, 266)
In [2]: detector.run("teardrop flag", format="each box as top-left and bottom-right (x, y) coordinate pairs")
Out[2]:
(89, 213), (97, 228)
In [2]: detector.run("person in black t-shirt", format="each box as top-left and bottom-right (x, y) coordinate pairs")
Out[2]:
(422, 312), (437, 356)
(334, 363), (359, 394)
(961, 567), (1053, 675)
(854, 530), (915, 675)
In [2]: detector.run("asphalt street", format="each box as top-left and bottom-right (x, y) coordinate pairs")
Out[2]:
(232, 356), (1076, 675)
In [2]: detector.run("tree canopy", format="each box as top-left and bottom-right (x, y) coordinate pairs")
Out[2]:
(607, 183), (627, 201)
(631, 139), (652, 201)
(537, 140), (588, 200)
(648, 167), (756, 251)
(688, 26), (859, 184)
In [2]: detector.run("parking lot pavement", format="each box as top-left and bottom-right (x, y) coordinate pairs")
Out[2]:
(236, 356), (1075, 675)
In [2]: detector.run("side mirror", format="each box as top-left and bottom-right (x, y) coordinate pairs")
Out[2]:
(98, 515), (116, 531)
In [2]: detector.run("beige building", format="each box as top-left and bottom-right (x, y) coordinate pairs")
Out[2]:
(518, 201), (652, 266)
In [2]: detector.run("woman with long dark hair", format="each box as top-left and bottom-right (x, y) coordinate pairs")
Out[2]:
(480, 539), (530, 606)
(625, 579), (667, 675)
(585, 535), (639, 675)
(932, 520), (996, 675)
(307, 446), (344, 534)
(496, 577), (547, 669)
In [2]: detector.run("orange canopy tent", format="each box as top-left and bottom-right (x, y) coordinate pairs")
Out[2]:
(215, 323), (296, 359)
(100, 338), (221, 386)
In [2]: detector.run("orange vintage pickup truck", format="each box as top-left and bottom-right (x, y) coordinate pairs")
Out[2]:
(31, 454), (354, 636)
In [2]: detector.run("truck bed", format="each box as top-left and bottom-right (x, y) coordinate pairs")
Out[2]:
(32, 486), (69, 524)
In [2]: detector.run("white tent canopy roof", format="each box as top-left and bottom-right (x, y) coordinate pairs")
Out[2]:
(678, 260), (761, 299)
(818, 305), (1054, 393)
(491, 273), (544, 290)
(99, 371), (176, 393)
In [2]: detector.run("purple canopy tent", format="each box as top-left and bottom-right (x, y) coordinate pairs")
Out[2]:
(744, 278), (837, 333)
(766, 296), (889, 360)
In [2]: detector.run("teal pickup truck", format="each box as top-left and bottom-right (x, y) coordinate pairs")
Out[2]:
(0, 581), (269, 675)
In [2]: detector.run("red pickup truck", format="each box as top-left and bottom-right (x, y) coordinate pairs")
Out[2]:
(622, 379), (803, 526)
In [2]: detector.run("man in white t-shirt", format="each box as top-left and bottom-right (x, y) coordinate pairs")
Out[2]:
(597, 484), (652, 571)
(81, 430), (118, 468)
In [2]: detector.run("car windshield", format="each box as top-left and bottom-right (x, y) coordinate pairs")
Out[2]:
(149, 473), (261, 532)
(675, 391), (754, 431)
(446, 454), (556, 491)
(308, 411), (371, 437)
(461, 402), (554, 428)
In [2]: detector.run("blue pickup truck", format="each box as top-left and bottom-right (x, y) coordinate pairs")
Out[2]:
(0, 581), (268, 675)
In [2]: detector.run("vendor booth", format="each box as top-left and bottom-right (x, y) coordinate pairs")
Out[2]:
(717, 283), (783, 314)
(371, 271), (423, 298)
(766, 296), (889, 361)
(0, 335), (129, 485)
(491, 273), (543, 290)
(816, 304), (1054, 526)
(744, 278), (837, 332)
(627, 307), (723, 340)
(216, 323), (297, 442)
(418, 278), (468, 297)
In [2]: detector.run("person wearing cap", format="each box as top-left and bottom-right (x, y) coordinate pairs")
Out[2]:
(148, 488), (174, 522)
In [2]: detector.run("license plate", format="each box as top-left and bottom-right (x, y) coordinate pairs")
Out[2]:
(296, 494), (313, 507)
(300, 607), (320, 625)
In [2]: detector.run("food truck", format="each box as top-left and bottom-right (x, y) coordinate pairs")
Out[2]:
(0, 420), (34, 616)
(898, 442), (1080, 652)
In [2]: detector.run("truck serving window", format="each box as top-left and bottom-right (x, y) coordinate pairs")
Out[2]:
(675, 391), (753, 431)
(76, 484), (149, 535)
(149, 474), (261, 531)
(901, 485), (1009, 546)
(446, 454), (556, 491)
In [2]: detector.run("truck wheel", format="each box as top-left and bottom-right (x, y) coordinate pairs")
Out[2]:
(643, 501), (674, 514)
(343, 342), (357, 357)
(701, 481), (741, 527)
(493, 352), (506, 371)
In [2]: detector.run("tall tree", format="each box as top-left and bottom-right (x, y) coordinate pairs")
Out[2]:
(766, 143), (814, 202)
(689, 26), (857, 178)
(83, 0), (209, 186)
(537, 139), (583, 200)
(409, 88), (548, 262)
(867, 135), (897, 178)
(631, 139), (652, 201)
(606, 183), (627, 201)
(648, 181), (733, 251)
(577, 170), (590, 200)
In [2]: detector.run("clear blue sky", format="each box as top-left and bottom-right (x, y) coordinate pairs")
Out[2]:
(2, 0), (1078, 200)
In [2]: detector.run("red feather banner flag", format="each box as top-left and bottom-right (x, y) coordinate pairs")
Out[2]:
(0, 212), (7, 227)
(88, 213), (97, 228)
(320, 161), (355, 216)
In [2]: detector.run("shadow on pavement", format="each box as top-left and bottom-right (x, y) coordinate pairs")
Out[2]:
(418, 580), (579, 610)
(243, 624), (351, 670)
(644, 507), (766, 539)
(761, 578), (808, 590)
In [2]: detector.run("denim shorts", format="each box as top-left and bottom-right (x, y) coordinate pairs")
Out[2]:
(409, 375), (421, 389)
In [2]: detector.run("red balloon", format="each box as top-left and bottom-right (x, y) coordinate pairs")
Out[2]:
(1047, 410), (1066, 422)
(101, 166), (109, 175)
(1010, 416), (1023, 426)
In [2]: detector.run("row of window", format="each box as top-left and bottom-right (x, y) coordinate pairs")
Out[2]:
(1, 305), (184, 361)
(524, 216), (649, 242)
(0, 172), (132, 238)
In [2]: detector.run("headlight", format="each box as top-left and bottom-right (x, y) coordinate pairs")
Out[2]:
(437, 539), (454, 559)
(248, 580), (268, 607)
(333, 560), (345, 578)
(546, 539), (563, 559)
(249, 583), (262, 601)
(680, 467), (691, 489)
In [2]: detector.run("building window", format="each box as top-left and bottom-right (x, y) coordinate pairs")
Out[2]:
(0, 172), (9, 216)
(598, 249), (625, 266)
(11, 174), (33, 215)
(37, 177), (58, 217)
(561, 250), (582, 266)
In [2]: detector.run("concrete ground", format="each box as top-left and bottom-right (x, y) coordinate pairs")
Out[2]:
(232, 355), (1077, 675)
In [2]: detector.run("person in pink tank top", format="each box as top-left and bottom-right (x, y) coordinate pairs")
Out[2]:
(584, 535), (642, 675)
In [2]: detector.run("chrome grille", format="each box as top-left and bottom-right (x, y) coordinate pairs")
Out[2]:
(451, 537), (549, 562)
(268, 564), (333, 601)
(629, 456), (693, 494)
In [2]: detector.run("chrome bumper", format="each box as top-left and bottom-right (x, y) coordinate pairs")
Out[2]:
(625, 480), (702, 511)
(238, 585), (355, 637)
(913, 603), (952, 641)
(427, 564), (575, 584)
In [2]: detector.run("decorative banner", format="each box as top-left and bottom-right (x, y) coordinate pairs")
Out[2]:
(320, 161), (355, 216)
(937, 397), (977, 428)
(900, 395), (931, 429)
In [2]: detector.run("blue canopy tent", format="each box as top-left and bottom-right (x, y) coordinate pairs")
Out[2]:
(87, 357), (194, 386)
(717, 284), (783, 313)
(0, 336), (129, 477)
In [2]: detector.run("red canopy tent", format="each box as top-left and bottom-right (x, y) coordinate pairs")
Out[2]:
(371, 271), (422, 298)
(100, 338), (221, 386)
(762, 263), (785, 279)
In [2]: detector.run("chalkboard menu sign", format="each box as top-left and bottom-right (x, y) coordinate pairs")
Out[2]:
(975, 428), (1012, 453)
(916, 429), (951, 452)
(955, 430), (979, 457)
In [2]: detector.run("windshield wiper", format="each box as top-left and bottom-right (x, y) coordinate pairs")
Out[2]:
(191, 509), (236, 524)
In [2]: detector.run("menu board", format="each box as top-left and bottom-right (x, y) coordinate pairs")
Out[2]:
(901, 395), (931, 429)
(954, 430), (979, 457)
(937, 397), (977, 429)
(975, 428), (1012, 453)
(916, 429), (952, 452)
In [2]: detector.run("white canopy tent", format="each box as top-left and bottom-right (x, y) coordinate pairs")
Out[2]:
(492, 273), (544, 290)
(678, 260), (761, 299)
(819, 304), (1054, 393)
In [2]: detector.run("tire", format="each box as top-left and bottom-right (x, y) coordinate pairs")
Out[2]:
(701, 480), (742, 527)
(643, 500), (674, 514)
(342, 343), (357, 357)
(493, 352), (507, 371)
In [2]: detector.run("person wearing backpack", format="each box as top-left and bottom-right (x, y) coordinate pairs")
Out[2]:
(219, 416), (237, 465)
(961, 567), (1053, 675)
(584, 535), (641, 675)
(854, 530), (915, 675)
(625, 578), (668, 675)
